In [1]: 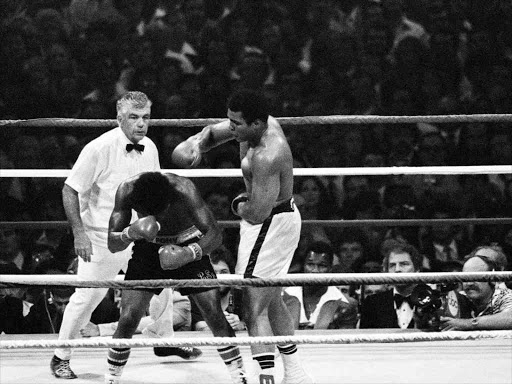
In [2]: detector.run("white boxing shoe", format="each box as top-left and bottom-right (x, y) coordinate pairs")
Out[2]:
(281, 368), (314, 384)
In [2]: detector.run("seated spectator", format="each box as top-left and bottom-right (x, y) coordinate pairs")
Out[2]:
(0, 263), (29, 334)
(191, 246), (246, 332)
(463, 246), (509, 289)
(420, 200), (474, 271)
(440, 253), (512, 331)
(499, 226), (512, 272)
(283, 241), (358, 330)
(333, 228), (371, 272)
(382, 178), (420, 221)
(353, 260), (382, 277)
(294, 176), (336, 244)
(360, 242), (423, 329)
(0, 151), (31, 220)
(203, 187), (240, 258)
(26, 284), (75, 334)
(360, 241), (472, 330)
(0, 229), (30, 273)
(361, 284), (389, 300)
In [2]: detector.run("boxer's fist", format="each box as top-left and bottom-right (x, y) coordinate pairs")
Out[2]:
(172, 140), (202, 168)
(231, 192), (249, 217)
(124, 216), (160, 242)
(158, 244), (195, 270)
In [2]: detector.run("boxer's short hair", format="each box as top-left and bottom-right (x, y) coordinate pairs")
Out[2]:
(227, 89), (269, 125)
(130, 172), (174, 215)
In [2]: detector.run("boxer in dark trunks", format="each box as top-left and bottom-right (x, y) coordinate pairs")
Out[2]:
(104, 171), (247, 384)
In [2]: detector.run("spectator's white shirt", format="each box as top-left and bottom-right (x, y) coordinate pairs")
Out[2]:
(285, 286), (349, 327)
(393, 287), (415, 329)
(65, 127), (160, 247)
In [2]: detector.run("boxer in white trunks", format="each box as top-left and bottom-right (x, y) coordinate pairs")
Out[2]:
(173, 89), (314, 384)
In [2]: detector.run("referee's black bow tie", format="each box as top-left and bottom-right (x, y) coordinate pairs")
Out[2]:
(126, 143), (145, 152)
(394, 294), (412, 307)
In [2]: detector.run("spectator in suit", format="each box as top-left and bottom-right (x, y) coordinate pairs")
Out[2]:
(359, 242), (423, 329)
(0, 263), (29, 334)
(421, 200), (473, 271)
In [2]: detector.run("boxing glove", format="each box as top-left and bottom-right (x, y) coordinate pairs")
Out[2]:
(121, 216), (161, 243)
(158, 243), (202, 270)
(231, 193), (249, 217)
(171, 139), (202, 168)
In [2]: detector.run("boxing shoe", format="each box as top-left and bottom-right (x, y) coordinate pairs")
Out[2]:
(227, 358), (248, 384)
(50, 355), (77, 379)
(260, 373), (276, 384)
(281, 368), (315, 384)
(104, 373), (120, 384)
(153, 346), (203, 360)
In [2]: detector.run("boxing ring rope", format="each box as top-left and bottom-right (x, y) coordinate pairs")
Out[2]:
(2, 271), (512, 289)
(2, 331), (511, 350)
(2, 113), (512, 128)
(1, 165), (511, 178)
(2, 218), (511, 230)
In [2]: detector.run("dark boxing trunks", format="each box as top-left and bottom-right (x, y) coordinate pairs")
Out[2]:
(124, 226), (217, 296)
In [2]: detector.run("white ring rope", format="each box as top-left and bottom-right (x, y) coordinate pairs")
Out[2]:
(1, 165), (511, 178)
(1, 331), (511, 349)
(1, 272), (511, 289)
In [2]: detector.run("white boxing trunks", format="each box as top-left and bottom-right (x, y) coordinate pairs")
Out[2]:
(236, 198), (301, 278)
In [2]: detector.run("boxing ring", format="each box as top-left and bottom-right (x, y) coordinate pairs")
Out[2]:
(1, 114), (512, 384)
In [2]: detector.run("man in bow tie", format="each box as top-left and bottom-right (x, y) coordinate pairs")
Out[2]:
(51, 92), (199, 380)
(360, 241), (423, 329)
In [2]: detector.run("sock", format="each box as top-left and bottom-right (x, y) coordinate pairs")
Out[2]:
(218, 346), (246, 382)
(218, 345), (244, 367)
(253, 352), (275, 379)
(107, 348), (131, 377)
(277, 344), (301, 372)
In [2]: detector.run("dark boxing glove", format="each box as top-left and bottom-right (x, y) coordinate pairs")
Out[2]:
(121, 216), (161, 243)
(231, 193), (249, 217)
(158, 242), (203, 270)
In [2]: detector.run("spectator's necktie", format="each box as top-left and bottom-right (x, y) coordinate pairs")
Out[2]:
(444, 245), (452, 261)
(126, 143), (145, 153)
(394, 294), (412, 307)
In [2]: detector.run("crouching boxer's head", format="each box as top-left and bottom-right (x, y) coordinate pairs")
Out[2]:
(128, 172), (177, 215)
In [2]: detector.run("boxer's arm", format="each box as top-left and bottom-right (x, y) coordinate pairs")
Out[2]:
(181, 177), (223, 254)
(237, 153), (279, 224)
(108, 182), (134, 253)
(195, 120), (234, 153)
(172, 121), (234, 168)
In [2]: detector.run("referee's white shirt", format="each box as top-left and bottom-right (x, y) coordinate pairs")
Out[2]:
(65, 127), (160, 247)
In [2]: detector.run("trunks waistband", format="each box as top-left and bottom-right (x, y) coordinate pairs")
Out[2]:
(270, 198), (295, 216)
(152, 225), (203, 246)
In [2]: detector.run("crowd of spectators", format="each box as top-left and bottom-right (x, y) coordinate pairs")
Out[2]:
(1, 0), (511, 334)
